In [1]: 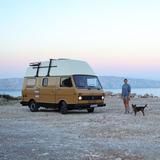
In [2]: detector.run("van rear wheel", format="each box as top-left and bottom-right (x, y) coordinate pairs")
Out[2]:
(87, 108), (94, 113)
(60, 101), (68, 114)
(29, 101), (39, 112)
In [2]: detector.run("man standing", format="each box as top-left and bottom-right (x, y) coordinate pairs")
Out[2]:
(122, 79), (131, 114)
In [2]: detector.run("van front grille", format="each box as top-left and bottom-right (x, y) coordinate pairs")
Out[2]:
(82, 96), (102, 100)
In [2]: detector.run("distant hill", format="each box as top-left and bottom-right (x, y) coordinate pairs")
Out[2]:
(99, 76), (160, 89)
(0, 76), (160, 91)
(0, 78), (23, 91)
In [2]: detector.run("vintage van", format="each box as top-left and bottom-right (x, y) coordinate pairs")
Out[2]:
(20, 59), (106, 114)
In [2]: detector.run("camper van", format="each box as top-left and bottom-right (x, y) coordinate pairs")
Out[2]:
(20, 59), (106, 114)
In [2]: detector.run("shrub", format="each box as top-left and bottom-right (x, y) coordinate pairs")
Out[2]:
(0, 94), (19, 100)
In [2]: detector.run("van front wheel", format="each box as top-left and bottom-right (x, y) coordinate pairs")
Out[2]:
(29, 101), (39, 112)
(87, 108), (94, 113)
(60, 101), (68, 114)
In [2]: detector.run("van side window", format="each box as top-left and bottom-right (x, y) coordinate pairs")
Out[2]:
(60, 77), (73, 87)
(26, 78), (36, 88)
(42, 78), (48, 87)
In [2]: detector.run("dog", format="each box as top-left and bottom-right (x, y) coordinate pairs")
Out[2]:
(132, 104), (148, 116)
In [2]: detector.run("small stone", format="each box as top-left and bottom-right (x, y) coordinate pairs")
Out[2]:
(39, 153), (49, 156)
(32, 149), (36, 152)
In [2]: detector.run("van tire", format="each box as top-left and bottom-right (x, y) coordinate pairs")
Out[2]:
(87, 108), (94, 113)
(60, 101), (68, 114)
(29, 101), (39, 112)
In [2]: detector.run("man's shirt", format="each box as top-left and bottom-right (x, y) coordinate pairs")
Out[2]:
(122, 84), (131, 97)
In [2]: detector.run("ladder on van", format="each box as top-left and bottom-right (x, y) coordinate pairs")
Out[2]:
(29, 59), (57, 77)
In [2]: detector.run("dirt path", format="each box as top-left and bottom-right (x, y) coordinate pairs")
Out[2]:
(0, 97), (160, 160)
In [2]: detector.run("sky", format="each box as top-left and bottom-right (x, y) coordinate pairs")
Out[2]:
(0, 0), (160, 80)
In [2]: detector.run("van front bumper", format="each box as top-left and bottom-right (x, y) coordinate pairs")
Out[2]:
(68, 103), (106, 110)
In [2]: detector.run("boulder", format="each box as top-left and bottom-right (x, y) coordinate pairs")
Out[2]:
(141, 93), (153, 98)
(130, 93), (137, 98)
(112, 93), (121, 98)
(105, 91), (113, 96)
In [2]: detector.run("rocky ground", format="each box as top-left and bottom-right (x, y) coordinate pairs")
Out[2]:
(0, 97), (160, 160)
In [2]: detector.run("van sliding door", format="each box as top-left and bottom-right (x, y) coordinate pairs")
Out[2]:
(39, 77), (56, 104)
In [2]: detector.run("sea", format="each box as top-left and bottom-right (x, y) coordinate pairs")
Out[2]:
(105, 88), (160, 97)
(0, 88), (160, 97)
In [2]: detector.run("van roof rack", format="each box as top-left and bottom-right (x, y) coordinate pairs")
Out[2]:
(29, 62), (41, 77)
(29, 62), (41, 66)
(29, 59), (58, 77)
(47, 59), (53, 76)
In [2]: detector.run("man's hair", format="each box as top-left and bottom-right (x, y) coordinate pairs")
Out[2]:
(124, 78), (128, 81)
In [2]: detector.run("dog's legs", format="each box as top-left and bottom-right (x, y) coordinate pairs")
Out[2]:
(142, 110), (145, 116)
(134, 111), (136, 116)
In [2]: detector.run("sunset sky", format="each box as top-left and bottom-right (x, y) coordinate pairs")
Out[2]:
(0, 0), (160, 80)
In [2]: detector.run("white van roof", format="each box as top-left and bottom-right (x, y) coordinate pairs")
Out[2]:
(25, 59), (95, 77)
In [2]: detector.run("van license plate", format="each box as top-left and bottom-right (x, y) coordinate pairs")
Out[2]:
(90, 104), (98, 108)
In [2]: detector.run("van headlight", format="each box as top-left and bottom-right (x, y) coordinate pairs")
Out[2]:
(78, 96), (82, 100)
(101, 96), (105, 100)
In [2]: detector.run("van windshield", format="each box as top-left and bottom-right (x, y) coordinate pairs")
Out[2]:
(73, 75), (102, 89)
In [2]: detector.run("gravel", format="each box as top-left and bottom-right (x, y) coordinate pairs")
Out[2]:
(0, 97), (160, 160)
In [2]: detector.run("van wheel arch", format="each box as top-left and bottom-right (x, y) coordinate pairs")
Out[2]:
(58, 100), (68, 114)
(58, 100), (66, 107)
(29, 99), (36, 105)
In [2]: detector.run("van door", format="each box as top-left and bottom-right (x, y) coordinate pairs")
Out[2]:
(56, 76), (76, 104)
(39, 77), (56, 104)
